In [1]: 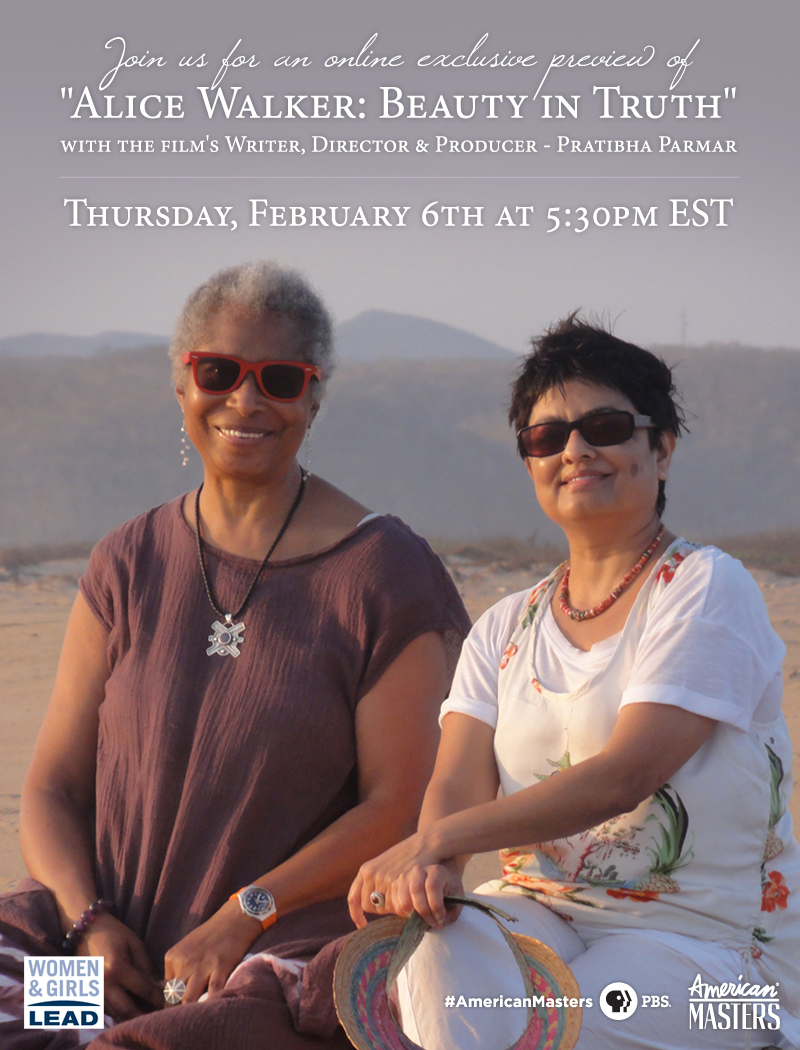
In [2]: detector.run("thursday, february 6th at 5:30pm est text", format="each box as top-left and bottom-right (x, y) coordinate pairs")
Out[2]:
(62, 198), (735, 232)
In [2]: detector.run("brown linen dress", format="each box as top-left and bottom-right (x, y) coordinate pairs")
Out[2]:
(0, 497), (470, 1048)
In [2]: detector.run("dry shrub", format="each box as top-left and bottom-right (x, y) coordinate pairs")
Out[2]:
(710, 532), (800, 578)
(431, 535), (566, 572)
(0, 541), (95, 571)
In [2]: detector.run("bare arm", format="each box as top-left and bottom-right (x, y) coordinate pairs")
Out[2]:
(428, 702), (715, 854)
(415, 712), (500, 881)
(349, 711), (499, 927)
(350, 702), (716, 927)
(20, 593), (163, 1018)
(164, 630), (451, 1002)
(418, 713), (500, 840)
(21, 594), (106, 916)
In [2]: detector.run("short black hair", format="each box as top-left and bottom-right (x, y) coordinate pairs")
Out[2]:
(509, 313), (686, 517)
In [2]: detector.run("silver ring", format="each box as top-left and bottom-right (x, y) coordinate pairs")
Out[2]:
(163, 977), (186, 1004)
(369, 891), (386, 908)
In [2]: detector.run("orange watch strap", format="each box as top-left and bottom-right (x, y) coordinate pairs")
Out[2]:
(230, 885), (277, 930)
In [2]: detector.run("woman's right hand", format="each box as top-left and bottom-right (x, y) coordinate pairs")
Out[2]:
(349, 845), (465, 930)
(388, 859), (465, 928)
(81, 913), (164, 1020)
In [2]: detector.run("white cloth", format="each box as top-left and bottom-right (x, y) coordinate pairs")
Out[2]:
(412, 541), (800, 1048)
(399, 885), (798, 1050)
(533, 603), (620, 693)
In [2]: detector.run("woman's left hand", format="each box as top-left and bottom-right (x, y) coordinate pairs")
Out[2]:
(163, 900), (262, 1004)
(348, 831), (463, 930)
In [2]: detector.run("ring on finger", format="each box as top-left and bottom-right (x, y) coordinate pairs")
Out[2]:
(369, 891), (386, 908)
(164, 977), (187, 1004)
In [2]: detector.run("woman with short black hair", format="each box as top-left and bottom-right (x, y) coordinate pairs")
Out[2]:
(350, 315), (800, 1050)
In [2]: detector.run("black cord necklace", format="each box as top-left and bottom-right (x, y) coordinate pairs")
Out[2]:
(195, 468), (307, 658)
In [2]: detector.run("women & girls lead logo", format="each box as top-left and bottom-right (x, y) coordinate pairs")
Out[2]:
(23, 956), (104, 1029)
(688, 974), (780, 1032)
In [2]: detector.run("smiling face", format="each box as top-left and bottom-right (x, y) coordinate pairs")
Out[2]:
(524, 380), (675, 535)
(176, 307), (318, 485)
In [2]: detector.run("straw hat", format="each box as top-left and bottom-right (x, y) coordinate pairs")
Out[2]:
(334, 897), (582, 1050)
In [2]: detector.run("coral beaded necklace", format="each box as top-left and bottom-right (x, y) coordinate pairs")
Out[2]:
(558, 524), (665, 622)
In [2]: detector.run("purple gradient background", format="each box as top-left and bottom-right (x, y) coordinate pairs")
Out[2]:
(1, 0), (796, 350)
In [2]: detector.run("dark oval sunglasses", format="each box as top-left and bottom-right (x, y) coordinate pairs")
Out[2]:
(182, 352), (323, 402)
(517, 410), (654, 459)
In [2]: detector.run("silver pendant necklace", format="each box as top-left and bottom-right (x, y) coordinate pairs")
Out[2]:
(194, 469), (307, 657)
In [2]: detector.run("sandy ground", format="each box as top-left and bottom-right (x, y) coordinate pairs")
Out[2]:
(1, 557), (798, 894)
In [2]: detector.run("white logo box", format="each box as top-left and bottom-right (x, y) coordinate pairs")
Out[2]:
(23, 956), (104, 1030)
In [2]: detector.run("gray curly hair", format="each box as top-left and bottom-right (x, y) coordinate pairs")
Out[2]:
(169, 261), (334, 403)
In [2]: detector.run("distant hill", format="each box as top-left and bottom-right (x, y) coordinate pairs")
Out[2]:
(0, 331), (166, 357)
(0, 310), (512, 363)
(336, 310), (514, 361)
(0, 317), (798, 546)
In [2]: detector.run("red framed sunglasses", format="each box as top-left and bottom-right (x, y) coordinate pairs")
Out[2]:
(182, 352), (323, 402)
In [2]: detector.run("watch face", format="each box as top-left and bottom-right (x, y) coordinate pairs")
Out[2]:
(241, 887), (274, 918)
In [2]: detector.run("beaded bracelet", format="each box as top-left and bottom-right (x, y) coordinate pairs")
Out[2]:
(62, 898), (113, 954)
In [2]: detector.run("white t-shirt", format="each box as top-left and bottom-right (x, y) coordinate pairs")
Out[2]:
(442, 543), (784, 730)
(440, 541), (800, 1010)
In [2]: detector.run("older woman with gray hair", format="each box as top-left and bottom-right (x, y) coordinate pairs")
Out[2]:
(0, 262), (469, 1048)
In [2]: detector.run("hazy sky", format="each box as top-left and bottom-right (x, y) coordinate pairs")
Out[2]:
(2, 0), (797, 351)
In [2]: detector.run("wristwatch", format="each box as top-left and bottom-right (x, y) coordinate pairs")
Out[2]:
(230, 885), (277, 929)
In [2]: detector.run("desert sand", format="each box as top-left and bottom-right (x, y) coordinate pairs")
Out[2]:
(1, 555), (799, 893)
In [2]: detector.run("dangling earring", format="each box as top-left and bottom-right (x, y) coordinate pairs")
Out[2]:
(180, 420), (191, 467)
(303, 426), (312, 476)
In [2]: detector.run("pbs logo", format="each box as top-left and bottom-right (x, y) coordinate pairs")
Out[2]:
(599, 982), (638, 1020)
